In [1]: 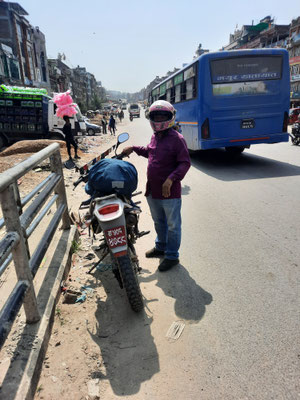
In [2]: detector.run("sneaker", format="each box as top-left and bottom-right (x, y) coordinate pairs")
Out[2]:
(75, 155), (81, 160)
(145, 247), (165, 258)
(158, 258), (179, 272)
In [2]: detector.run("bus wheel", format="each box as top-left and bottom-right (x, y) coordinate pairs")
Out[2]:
(225, 146), (245, 155)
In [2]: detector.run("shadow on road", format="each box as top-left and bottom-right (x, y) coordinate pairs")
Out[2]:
(86, 269), (159, 397)
(141, 264), (213, 324)
(191, 148), (300, 181)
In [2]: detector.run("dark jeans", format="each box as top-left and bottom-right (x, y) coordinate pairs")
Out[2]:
(66, 136), (78, 158)
(102, 124), (107, 134)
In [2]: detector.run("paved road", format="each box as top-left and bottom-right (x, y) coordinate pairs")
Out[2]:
(105, 112), (300, 399)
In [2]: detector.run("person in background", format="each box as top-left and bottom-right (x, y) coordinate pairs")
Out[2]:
(63, 116), (80, 160)
(122, 100), (191, 272)
(108, 114), (117, 135)
(119, 109), (124, 123)
(101, 116), (107, 134)
(173, 122), (181, 133)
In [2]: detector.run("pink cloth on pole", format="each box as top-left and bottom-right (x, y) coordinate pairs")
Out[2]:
(52, 90), (77, 117)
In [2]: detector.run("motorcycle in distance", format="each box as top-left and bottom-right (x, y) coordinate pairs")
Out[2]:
(290, 119), (300, 146)
(129, 113), (133, 122)
(73, 132), (149, 312)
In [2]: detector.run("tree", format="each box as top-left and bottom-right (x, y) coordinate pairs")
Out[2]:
(78, 101), (87, 114)
(91, 95), (102, 110)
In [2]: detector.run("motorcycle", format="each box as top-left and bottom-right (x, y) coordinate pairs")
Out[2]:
(290, 121), (300, 146)
(73, 132), (149, 312)
(129, 113), (133, 121)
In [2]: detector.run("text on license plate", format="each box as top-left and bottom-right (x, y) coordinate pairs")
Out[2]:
(104, 226), (127, 248)
(241, 119), (255, 129)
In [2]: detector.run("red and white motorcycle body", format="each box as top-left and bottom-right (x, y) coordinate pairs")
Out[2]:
(93, 194), (129, 258)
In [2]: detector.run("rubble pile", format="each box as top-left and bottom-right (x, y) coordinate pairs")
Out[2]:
(0, 140), (69, 173)
(0, 139), (67, 157)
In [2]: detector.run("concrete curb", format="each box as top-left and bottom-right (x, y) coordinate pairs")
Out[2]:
(0, 225), (77, 400)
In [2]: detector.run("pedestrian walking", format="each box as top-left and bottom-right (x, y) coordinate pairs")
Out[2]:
(122, 100), (191, 272)
(108, 114), (117, 136)
(101, 116), (107, 134)
(118, 110), (124, 123)
(63, 116), (80, 160)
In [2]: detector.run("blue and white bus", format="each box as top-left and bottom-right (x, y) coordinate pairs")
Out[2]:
(150, 49), (290, 154)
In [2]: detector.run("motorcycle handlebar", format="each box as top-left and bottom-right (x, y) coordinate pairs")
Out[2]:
(73, 175), (88, 190)
(115, 152), (128, 160)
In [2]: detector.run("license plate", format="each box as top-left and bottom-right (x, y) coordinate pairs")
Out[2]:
(241, 119), (255, 129)
(104, 226), (127, 248)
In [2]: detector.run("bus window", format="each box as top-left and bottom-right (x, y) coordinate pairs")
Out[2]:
(167, 88), (175, 104)
(181, 82), (186, 101)
(210, 56), (282, 84)
(166, 89), (171, 103)
(211, 56), (283, 97)
(171, 87), (175, 104)
(186, 77), (196, 100)
(175, 85), (181, 103)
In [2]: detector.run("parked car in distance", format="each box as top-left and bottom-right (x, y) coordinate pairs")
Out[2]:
(289, 107), (300, 125)
(128, 103), (140, 118)
(84, 118), (101, 135)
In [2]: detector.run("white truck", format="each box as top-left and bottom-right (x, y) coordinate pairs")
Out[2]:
(0, 85), (86, 149)
(128, 103), (140, 118)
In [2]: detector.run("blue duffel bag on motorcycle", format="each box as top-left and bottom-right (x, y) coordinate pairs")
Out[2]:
(85, 158), (138, 198)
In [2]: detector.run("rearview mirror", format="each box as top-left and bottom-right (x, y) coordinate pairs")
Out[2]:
(117, 132), (129, 144)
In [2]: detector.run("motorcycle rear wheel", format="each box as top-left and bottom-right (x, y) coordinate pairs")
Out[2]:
(117, 254), (144, 312)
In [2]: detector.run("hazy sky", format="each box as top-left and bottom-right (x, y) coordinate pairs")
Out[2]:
(22, 0), (297, 92)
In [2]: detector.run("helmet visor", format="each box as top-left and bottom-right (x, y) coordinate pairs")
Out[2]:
(149, 110), (173, 122)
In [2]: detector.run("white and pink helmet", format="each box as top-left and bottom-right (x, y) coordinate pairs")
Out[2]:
(149, 100), (176, 132)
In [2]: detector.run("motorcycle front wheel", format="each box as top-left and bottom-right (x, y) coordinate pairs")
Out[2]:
(117, 254), (144, 312)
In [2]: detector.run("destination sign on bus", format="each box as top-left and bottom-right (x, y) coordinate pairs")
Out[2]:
(210, 56), (282, 84)
(213, 72), (280, 82)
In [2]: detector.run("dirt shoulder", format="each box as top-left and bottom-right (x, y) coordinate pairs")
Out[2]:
(31, 131), (155, 400)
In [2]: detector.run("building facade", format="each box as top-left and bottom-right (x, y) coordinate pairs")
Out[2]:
(48, 58), (102, 112)
(72, 66), (100, 112)
(222, 17), (289, 51)
(0, 1), (50, 91)
(288, 17), (300, 106)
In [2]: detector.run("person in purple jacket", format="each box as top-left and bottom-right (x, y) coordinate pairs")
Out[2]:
(122, 100), (191, 271)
